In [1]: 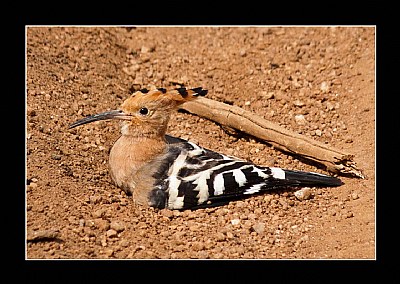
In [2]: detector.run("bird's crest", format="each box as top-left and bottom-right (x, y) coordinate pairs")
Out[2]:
(122, 87), (207, 113)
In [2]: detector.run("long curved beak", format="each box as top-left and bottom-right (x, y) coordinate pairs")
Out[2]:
(69, 110), (131, 129)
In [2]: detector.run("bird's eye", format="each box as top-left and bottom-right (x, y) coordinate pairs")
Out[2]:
(139, 107), (149, 116)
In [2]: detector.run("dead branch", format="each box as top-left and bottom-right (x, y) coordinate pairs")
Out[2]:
(180, 97), (364, 178)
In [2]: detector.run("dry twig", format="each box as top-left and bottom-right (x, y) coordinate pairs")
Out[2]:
(181, 97), (363, 178)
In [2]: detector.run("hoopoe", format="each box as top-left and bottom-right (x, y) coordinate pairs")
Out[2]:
(69, 87), (342, 210)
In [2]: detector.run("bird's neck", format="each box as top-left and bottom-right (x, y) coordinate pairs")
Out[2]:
(112, 133), (167, 164)
(109, 133), (167, 194)
(120, 121), (168, 139)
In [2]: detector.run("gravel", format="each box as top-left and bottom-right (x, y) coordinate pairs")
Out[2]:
(294, 188), (312, 201)
(110, 220), (126, 232)
(26, 26), (375, 259)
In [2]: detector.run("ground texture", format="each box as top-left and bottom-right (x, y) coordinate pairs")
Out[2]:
(26, 26), (375, 259)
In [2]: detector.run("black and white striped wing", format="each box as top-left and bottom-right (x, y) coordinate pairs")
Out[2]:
(149, 136), (341, 210)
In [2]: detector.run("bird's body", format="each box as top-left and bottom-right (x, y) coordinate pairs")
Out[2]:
(70, 87), (342, 210)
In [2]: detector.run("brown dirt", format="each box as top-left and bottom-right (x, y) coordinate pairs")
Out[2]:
(26, 26), (375, 259)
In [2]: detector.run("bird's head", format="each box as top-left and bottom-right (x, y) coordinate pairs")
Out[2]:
(69, 87), (207, 138)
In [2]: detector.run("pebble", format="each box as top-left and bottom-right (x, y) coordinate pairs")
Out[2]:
(191, 241), (205, 251)
(293, 100), (305, 107)
(294, 114), (306, 125)
(160, 209), (174, 219)
(89, 195), (102, 205)
(345, 136), (353, 143)
(261, 91), (274, 99)
(226, 232), (234, 239)
(294, 188), (312, 201)
(248, 213), (257, 220)
(326, 102), (335, 111)
(141, 45), (155, 53)
(85, 219), (95, 228)
(103, 248), (114, 257)
(27, 108), (37, 117)
(351, 193), (359, 200)
(28, 182), (38, 190)
(120, 239), (130, 247)
(110, 220), (125, 232)
(94, 219), (110, 231)
(271, 215), (280, 222)
(215, 232), (226, 241)
(320, 81), (330, 92)
(252, 223), (265, 235)
(27, 229), (60, 242)
(315, 129), (322, 136)
(92, 208), (106, 218)
(263, 195), (274, 203)
(231, 219), (240, 225)
(106, 229), (118, 238)
(173, 211), (182, 217)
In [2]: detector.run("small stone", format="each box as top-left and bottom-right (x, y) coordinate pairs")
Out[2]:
(216, 232), (226, 241)
(92, 208), (106, 218)
(27, 229), (60, 242)
(173, 211), (181, 217)
(351, 193), (359, 200)
(293, 100), (305, 107)
(85, 219), (95, 228)
(345, 136), (353, 143)
(52, 154), (61, 160)
(261, 91), (274, 99)
(346, 211), (354, 218)
(294, 114), (306, 125)
(239, 49), (247, 57)
(191, 241), (205, 251)
(263, 195), (274, 203)
(294, 188), (312, 201)
(110, 220), (125, 232)
(252, 223), (265, 235)
(315, 129), (322, 136)
(231, 219), (240, 225)
(94, 219), (110, 231)
(89, 195), (102, 205)
(161, 209), (174, 219)
(216, 208), (229, 216)
(28, 182), (38, 190)
(106, 229), (118, 238)
(122, 66), (138, 76)
(103, 248), (114, 257)
(271, 215), (280, 222)
(27, 108), (37, 117)
(326, 102), (335, 111)
(245, 101), (251, 106)
(320, 81), (330, 92)
(100, 236), (107, 247)
(189, 224), (199, 232)
(248, 213), (257, 220)
(226, 232), (234, 239)
(141, 45), (155, 53)
(120, 239), (130, 247)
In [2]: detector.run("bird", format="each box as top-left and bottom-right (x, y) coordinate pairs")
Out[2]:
(69, 87), (342, 210)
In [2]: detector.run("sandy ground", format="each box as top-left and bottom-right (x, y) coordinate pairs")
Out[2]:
(26, 26), (375, 259)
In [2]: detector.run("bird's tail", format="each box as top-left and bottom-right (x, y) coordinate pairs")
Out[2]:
(281, 169), (342, 187)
